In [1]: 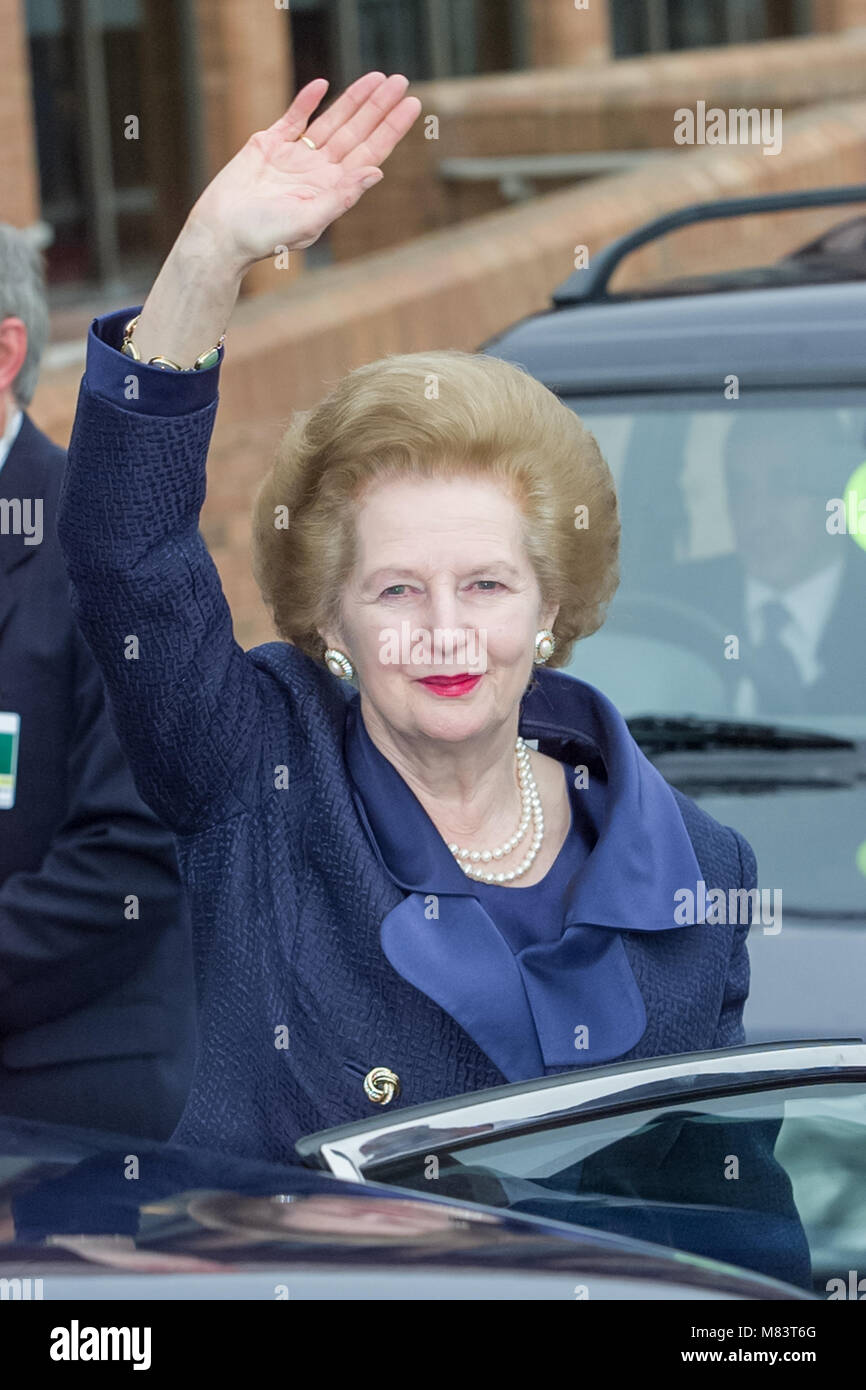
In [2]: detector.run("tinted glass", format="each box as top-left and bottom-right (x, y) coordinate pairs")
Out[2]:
(368, 1080), (866, 1295)
(565, 390), (866, 730)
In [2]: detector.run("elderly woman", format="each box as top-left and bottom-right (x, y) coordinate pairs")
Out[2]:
(57, 73), (756, 1165)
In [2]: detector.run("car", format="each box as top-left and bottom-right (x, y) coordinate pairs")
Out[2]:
(478, 184), (866, 1048)
(297, 1038), (866, 1300)
(0, 1113), (809, 1301)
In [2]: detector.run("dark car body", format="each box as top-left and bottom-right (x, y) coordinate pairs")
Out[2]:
(0, 1114), (809, 1300)
(299, 1040), (866, 1299)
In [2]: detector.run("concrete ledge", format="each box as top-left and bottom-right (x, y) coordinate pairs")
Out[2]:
(329, 29), (866, 259)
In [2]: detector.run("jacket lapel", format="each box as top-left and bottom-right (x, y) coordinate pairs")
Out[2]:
(379, 890), (545, 1080)
(344, 671), (706, 1081)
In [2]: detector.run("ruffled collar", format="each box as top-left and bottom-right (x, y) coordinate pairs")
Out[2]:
(340, 668), (706, 1079)
(343, 667), (704, 930)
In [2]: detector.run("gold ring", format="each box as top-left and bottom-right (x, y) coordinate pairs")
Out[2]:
(300, 134), (317, 150)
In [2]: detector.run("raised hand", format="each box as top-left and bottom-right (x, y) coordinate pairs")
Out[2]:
(132, 72), (422, 367)
(187, 72), (422, 271)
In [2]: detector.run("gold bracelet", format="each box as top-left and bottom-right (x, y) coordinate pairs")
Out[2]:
(120, 314), (225, 371)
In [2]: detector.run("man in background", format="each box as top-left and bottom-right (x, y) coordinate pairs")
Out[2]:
(673, 410), (866, 716)
(0, 224), (196, 1138)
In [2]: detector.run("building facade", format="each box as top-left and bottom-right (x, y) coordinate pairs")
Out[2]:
(0, 0), (861, 303)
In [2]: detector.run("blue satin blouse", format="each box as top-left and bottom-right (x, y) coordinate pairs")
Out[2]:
(343, 674), (707, 1084)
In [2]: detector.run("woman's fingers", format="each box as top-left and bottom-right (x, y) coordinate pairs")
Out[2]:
(301, 70), (389, 150)
(323, 74), (414, 164)
(340, 94), (423, 171)
(268, 77), (331, 140)
(264, 71), (420, 177)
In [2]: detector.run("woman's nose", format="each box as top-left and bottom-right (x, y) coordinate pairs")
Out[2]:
(420, 585), (461, 634)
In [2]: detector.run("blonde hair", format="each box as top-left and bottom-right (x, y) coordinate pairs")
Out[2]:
(251, 349), (620, 669)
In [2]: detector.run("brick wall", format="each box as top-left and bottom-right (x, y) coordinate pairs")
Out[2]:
(194, 0), (294, 295)
(527, 0), (610, 67)
(29, 98), (866, 647)
(327, 29), (866, 262)
(813, 0), (866, 27)
(0, 0), (40, 228)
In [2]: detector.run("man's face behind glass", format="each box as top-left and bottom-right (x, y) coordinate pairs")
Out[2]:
(725, 444), (839, 590)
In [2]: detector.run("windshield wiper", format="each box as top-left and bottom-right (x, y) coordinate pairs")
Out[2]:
(627, 715), (855, 754)
(627, 716), (864, 791)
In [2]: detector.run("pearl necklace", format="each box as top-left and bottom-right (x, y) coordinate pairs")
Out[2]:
(448, 737), (545, 883)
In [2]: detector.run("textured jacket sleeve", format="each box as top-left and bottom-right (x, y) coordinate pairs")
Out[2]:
(710, 827), (756, 1049)
(56, 326), (265, 836)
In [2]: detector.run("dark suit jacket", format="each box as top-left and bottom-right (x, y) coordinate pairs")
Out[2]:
(662, 549), (866, 714)
(0, 412), (197, 1138)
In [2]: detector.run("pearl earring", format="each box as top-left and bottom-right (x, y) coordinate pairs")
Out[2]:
(324, 647), (355, 681)
(534, 629), (556, 665)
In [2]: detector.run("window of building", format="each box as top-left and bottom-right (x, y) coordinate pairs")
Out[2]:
(610, 0), (813, 56)
(26, 0), (201, 299)
(290, 0), (527, 92)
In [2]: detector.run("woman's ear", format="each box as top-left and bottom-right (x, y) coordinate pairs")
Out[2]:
(540, 602), (560, 633)
(318, 627), (347, 656)
(318, 594), (349, 656)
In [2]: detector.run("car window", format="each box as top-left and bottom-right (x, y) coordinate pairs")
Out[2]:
(364, 1080), (866, 1296)
(563, 389), (866, 736)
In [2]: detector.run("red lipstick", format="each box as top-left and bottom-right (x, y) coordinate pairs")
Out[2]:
(417, 673), (482, 697)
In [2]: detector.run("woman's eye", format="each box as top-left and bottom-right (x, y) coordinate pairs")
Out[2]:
(379, 580), (503, 598)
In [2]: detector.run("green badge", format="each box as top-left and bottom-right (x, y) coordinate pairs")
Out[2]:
(843, 460), (866, 553)
(0, 713), (21, 810)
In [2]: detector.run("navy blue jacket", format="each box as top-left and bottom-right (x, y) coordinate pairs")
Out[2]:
(54, 321), (756, 1166)
(0, 413), (196, 1138)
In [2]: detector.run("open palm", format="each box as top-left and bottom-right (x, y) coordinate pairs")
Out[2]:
(190, 72), (422, 269)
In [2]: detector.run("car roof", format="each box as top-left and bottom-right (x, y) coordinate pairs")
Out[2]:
(482, 280), (866, 395)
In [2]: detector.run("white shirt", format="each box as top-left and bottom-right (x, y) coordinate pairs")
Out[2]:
(0, 407), (24, 478)
(734, 557), (845, 716)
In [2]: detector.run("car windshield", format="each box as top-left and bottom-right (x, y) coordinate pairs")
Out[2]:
(558, 389), (866, 935)
(364, 1078), (866, 1297)
(564, 389), (866, 738)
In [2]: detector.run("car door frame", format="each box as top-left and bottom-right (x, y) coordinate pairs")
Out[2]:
(296, 1039), (866, 1182)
